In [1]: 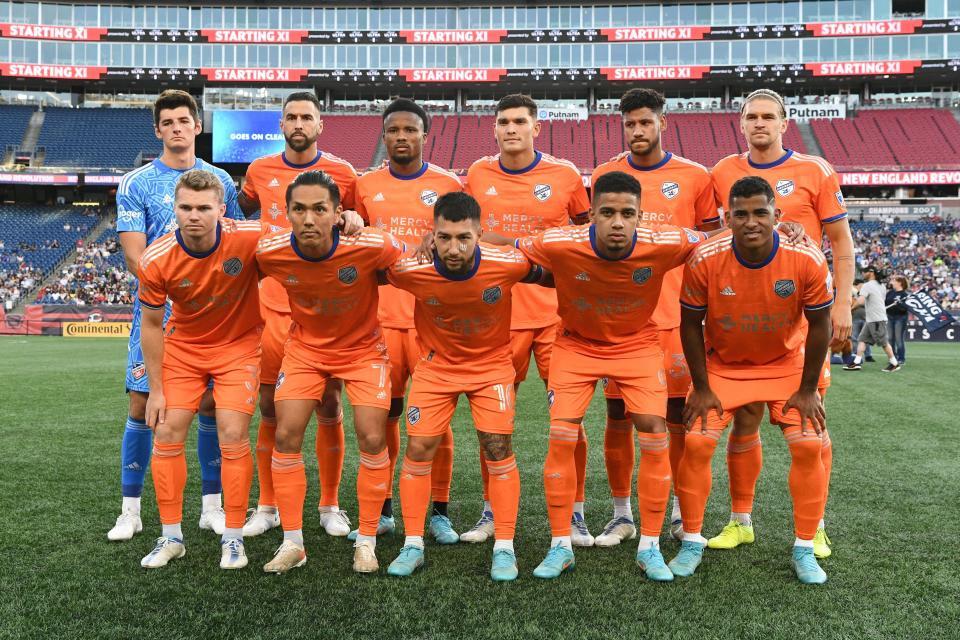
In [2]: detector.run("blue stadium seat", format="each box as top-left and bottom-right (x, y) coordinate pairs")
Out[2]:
(37, 107), (160, 169)
(0, 105), (34, 151)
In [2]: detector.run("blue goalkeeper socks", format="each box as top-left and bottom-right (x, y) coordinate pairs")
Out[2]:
(120, 416), (152, 498)
(196, 414), (222, 496)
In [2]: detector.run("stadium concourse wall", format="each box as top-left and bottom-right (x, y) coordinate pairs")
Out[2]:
(0, 304), (131, 336)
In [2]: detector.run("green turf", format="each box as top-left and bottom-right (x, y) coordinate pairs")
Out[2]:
(1, 336), (957, 639)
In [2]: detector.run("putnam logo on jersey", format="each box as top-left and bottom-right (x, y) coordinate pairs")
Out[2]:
(533, 183), (552, 202)
(661, 181), (680, 200)
(482, 286), (502, 304)
(407, 405), (421, 424)
(774, 279), (796, 298)
(222, 257), (243, 276)
(776, 179), (795, 197)
(632, 267), (653, 285)
(338, 265), (358, 285)
(420, 189), (439, 206)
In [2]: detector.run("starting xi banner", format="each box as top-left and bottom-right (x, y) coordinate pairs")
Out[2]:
(1, 19), (959, 44)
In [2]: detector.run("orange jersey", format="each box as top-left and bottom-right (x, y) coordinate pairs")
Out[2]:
(137, 221), (263, 346)
(466, 151), (590, 330)
(356, 162), (463, 330)
(592, 151), (721, 331)
(255, 227), (404, 362)
(242, 150), (359, 313)
(711, 149), (847, 241)
(516, 224), (706, 357)
(386, 243), (540, 379)
(680, 229), (834, 380)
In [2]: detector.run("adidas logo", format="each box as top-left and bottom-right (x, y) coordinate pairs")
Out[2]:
(497, 474), (512, 481)
(123, 462), (142, 471)
(373, 192), (385, 202)
(268, 177), (280, 187)
(546, 472), (562, 479)
(485, 185), (498, 196)
(575, 272), (590, 281)
(720, 286), (736, 296)
(373, 483), (387, 490)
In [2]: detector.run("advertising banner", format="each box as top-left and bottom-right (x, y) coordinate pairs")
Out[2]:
(212, 110), (284, 164)
(62, 321), (132, 337)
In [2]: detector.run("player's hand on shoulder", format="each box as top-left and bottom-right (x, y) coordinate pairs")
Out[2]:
(682, 387), (723, 434)
(782, 390), (825, 435)
(339, 210), (365, 236)
(220, 217), (238, 233)
(778, 221), (809, 245)
(415, 231), (435, 264)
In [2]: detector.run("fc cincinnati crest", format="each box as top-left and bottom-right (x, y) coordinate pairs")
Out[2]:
(222, 257), (243, 276)
(776, 179), (795, 197)
(482, 286), (502, 304)
(774, 279), (796, 298)
(407, 406), (421, 425)
(533, 183), (552, 202)
(275, 372), (285, 389)
(420, 189), (439, 206)
(338, 265), (358, 284)
(632, 267), (653, 285)
(661, 181), (680, 200)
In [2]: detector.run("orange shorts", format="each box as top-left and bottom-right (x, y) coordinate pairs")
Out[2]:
(162, 327), (261, 415)
(510, 322), (557, 384)
(405, 361), (515, 437)
(698, 370), (815, 430)
(548, 340), (666, 420)
(274, 339), (391, 410)
(259, 305), (292, 385)
(605, 328), (690, 400)
(819, 357), (831, 390)
(384, 326), (419, 399)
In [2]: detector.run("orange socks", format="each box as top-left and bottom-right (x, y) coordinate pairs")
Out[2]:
(544, 422), (580, 536)
(821, 428), (833, 506)
(384, 416), (401, 497)
(431, 427), (454, 503)
(219, 440), (253, 529)
(604, 417), (634, 498)
(315, 412), (344, 508)
(636, 432), (672, 537)
(271, 451), (306, 532)
(357, 448), (391, 536)
(254, 417), (277, 507)
(574, 426), (588, 504)
(675, 429), (722, 535)
(667, 421), (686, 485)
(727, 432), (763, 514)
(399, 457), (432, 538)
(152, 441), (187, 525)
(486, 455), (520, 541)
(783, 426), (826, 540)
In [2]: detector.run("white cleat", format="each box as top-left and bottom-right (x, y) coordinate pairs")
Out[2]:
(571, 513), (595, 547)
(220, 538), (248, 570)
(353, 540), (379, 574)
(594, 516), (638, 547)
(107, 510), (143, 541)
(199, 507), (226, 535)
(319, 508), (351, 537)
(141, 537), (186, 569)
(459, 510), (495, 544)
(242, 507), (280, 537)
(263, 540), (307, 574)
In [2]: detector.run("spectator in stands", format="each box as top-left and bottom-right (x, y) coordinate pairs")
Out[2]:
(844, 266), (902, 372)
(886, 275), (911, 365)
(33, 238), (133, 306)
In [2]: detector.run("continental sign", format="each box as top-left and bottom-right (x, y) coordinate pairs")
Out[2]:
(62, 321), (132, 337)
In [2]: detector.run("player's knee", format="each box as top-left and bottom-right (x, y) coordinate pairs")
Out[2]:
(406, 436), (441, 461)
(356, 429), (386, 454)
(388, 397), (405, 419)
(631, 414), (666, 433)
(732, 404), (763, 435)
(273, 427), (302, 453)
(605, 398), (627, 420)
(479, 432), (513, 461)
(128, 391), (148, 422)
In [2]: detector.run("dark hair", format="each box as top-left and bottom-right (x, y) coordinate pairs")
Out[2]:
(382, 97), (430, 134)
(283, 91), (322, 114)
(496, 94), (537, 118)
(153, 89), (199, 129)
(285, 170), (341, 210)
(592, 170), (642, 203)
(619, 88), (666, 115)
(728, 176), (776, 208)
(434, 192), (481, 224)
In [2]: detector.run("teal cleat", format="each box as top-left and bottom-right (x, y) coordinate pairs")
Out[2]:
(668, 540), (705, 578)
(792, 545), (828, 584)
(490, 549), (519, 582)
(532, 544), (575, 579)
(635, 545), (674, 582)
(347, 515), (396, 541)
(386, 545), (425, 577)
(429, 515), (460, 545)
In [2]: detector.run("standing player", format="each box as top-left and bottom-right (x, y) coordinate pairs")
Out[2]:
(671, 175), (833, 584)
(590, 88), (722, 547)
(238, 91), (359, 539)
(710, 89), (854, 557)
(350, 98), (463, 543)
(384, 192), (545, 581)
(109, 89), (243, 541)
(461, 93), (592, 545)
(136, 170), (261, 569)
(256, 171), (403, 574)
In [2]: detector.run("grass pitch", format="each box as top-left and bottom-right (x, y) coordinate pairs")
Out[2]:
(1, 337), (957, 640)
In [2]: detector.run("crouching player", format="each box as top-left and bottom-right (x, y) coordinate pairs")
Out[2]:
(138, 170), (262, 569)
(384, 192), (546, 581)
(256, 170), (404, 574)
(671, 176), (833, 584)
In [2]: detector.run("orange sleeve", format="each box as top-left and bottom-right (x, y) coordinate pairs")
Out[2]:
(137, 259), (167, 309)
(695, 175), (722, 227)
(353, 181), (369, 223)
(665, 225), (709, 270)
(679, 257), (708, 311)
(817, 167), (847, 226)
(339, 170), (358, 212)
(803, 254), (835, 311)
(376, 232), (406, 269)
(710, 170), (727, 216)
(514, 233), (553, 271)
(567, 176), (591, 223)
(463, 165), (477, 197)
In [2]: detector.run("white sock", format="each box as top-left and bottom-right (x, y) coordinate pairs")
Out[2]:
(284, 529), (304, 546)
(889, 356), (899, 365)
(795, 537), (814, 548)
(356, 534), (377, 548)
(573, 502), (585, 517)
(731, 511), (752, 526)
(613, 496), (632, 520)
(222, 528), (242, 542)
(162, 523), (183, 540)
(671, 496), (682, 521)
(853, 355), (863, 364)
(551, 536), (572, 550)
(638, 534), (660, 550)
(404, 535), (424, 549)
(483, 500), (492, 514)
(122, 496), (141, 514)
(818, 518), (825, 529)
(258, 504), (278, 514)
(202, 492), (222, 511)
(493, 539), (515, 553)
(318, 505), (339, 514)
(682, 530), (708, 544)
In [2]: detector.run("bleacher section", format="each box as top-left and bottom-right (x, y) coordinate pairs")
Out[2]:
(0, 207), (93, 274)
(0, 105), (34, 155)
(319, 114), (383, 170)
(94, 227), (127, 268)
(36, 107), (160, 169)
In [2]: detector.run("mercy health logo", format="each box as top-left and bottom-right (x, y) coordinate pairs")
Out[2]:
(807, 60), (921, 76)
(1, 23), (108, 41)
(0, 63), (107, 80)
(202, 68), (309, 82)
(400, 30), (507, 44)
(601, 26), (711, 42)
(400, 68), (507, 83)
(201, 29), (309, 44)
(601, 66), (710, 81)
(807, 20), (922, 37)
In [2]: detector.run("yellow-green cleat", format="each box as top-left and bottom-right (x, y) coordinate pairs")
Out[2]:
(707, 521), (755, 550)
(813, 527), (832, 559)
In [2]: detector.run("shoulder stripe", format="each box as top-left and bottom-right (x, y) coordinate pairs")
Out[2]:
(118, 163), (154, 194)
(321, 152), (359, 175)
(669, 154), (709, 173)
(425, 163), (462, 184)
(140, 235), (177, 260)
(792, 152), (835, 177)
(540, 152), (583, 177)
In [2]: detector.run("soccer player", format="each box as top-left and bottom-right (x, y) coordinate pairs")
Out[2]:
(670, 175), (833, 584)
(110, 89), (243, 541)
(350, 98), (463, 543)
(256, 170), (403, 574)
(513, 170), (707, 581)
(590, 88), (722, 547)
(461, 93), (592, 545)
(238, 91), (360, 539)
(136, 170), (262, 569)
(384, 192), (545, 581)
(710, 89), (854, 557)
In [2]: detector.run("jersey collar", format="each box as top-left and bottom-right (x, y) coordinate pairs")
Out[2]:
(152, 157), (203, 173)
(389, 161), (429, 181)
(175, 223), (221, 259)
(282, 150), (322, 170)
(747, 149), (793, 170)
(626, 151), (672, 172)
(589, 224), (637, 261)
(433, 246), (481, 281)
(732, 231), (779, 269)
(499, 151), (542, 175)
(291, 225), (339, 262)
